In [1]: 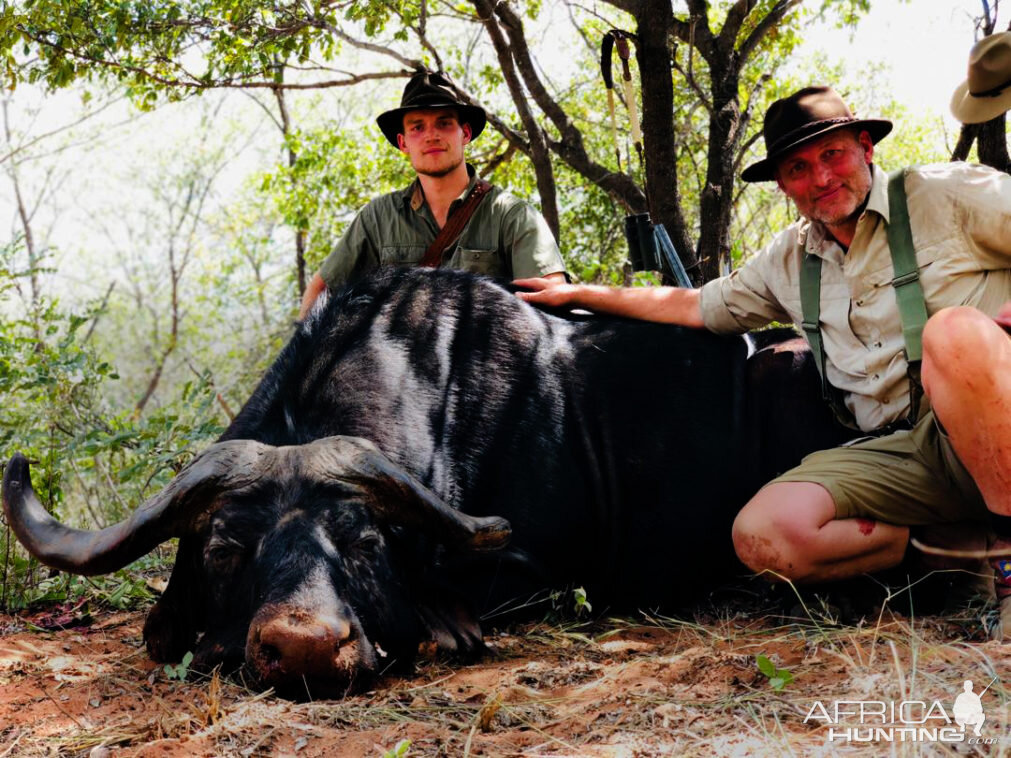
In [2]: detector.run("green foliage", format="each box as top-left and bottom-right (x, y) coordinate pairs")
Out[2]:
(4, 568), (154, 614)
(820, 0), (873, 29)
(382, 739), (412, 758)
(259, 125), (411, 272)
(164, 650), (194, 681)
(0, 240), (226, 611)
(572, 586), (592, 617)
(1, 243), (111, 510)
(756, 654), (794, 691)
(1, 0), (429, 105)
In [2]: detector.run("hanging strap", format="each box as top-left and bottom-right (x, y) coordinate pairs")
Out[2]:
(798, 167), (926, 432)
(419, 179), (493, 268)
(885, 167), (928, 424)
(799, 253), (852, 427)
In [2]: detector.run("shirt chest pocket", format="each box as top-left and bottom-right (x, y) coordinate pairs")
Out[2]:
(449, 247), (505, 277)
(866, 246), (941, 293)
(380, 246), (426, 266)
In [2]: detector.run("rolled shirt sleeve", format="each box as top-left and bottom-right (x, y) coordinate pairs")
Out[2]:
(699, 227), (798, 334)
(318, 206), (381, 288)
(502, 201), (566, 280)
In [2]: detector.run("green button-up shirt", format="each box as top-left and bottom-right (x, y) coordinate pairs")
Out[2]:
(700, 162), (1011, 431)
(318, 165), (566, 287)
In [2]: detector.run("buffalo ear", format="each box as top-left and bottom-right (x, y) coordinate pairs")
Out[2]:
(301, 436), (511, 551)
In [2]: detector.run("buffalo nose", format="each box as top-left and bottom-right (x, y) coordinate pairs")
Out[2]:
(248, 608), (355, 683)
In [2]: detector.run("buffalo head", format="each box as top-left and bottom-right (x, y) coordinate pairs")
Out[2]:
(2, 436), (510, 698)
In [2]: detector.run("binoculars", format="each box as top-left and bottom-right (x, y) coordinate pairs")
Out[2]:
(624, 213), (692, 288)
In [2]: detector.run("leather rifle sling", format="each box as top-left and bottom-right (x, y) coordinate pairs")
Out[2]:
(419, 179), (493, 268)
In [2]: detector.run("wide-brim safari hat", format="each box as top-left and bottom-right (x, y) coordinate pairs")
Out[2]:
(950, 32), (1011, 124)
(376, 70), (487, 147)
(741, 86), (892, 183)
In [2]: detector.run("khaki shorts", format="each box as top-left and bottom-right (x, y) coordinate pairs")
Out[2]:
(769, 409), (989, 526)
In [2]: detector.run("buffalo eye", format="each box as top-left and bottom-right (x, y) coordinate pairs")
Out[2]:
(350, 535), (383, 559)
(206, 546), (233, 569)
(204, 535), (244, 574)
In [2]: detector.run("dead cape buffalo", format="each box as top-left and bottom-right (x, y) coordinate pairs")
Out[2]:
(2, 267), (853, 697)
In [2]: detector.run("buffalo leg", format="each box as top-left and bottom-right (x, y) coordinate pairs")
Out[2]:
(143, 535), (204, 662)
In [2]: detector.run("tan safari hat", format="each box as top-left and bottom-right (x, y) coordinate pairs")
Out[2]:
(950, 32), (1011, 124)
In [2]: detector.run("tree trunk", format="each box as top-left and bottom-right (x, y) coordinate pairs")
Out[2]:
(951, 122), (979, 162)
(272, 71), (307, 295)
(978, 114), (1011, 174)
(696, 66), (741, 283)
(636, 0), (698, 283)
(951, 117), (1011, 175)
(473, 0), (561, 241)
(2, 98), (44, 345)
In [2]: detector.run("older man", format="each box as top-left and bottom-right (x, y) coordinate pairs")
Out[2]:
(516, 86), (1011, 619)
(300, 70), (566, 318)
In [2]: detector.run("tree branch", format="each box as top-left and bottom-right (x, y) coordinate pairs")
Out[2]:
(471, 0), (560, 239)
(683, 0), (716, 60)
(738, 0), (804, 62)
(320, 23), (424, 70)
(951, 123), (979, 161)
(599, 0), (642, 15)
(479, 0), (645, 212)
(489, 2), (579, 151)
(720, 0), (756, 58)
(672, 57), (712, 114)
(20, 27), (415, 91)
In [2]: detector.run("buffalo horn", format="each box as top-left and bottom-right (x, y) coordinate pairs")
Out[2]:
(301, 436), (511, 551)
(2, 440), (275, 576)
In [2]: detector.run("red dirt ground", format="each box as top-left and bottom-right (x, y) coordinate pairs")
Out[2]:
(1, 600), (1010, 757)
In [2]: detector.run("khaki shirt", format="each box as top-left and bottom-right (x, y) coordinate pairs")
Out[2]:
(318, 165), (566, 287)
(701, 162), (1011, 431)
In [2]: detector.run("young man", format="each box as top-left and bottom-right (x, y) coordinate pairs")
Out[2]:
(300, 70), (566, 318)
(516, 86), (1011, 619)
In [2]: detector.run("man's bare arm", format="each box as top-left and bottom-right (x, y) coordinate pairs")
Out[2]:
(513, 277), (704, 328)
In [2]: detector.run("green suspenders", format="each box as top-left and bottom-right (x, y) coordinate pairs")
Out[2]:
(799, 168), (927, 430)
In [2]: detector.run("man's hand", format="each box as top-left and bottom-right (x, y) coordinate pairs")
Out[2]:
(513, 276), (576, 307)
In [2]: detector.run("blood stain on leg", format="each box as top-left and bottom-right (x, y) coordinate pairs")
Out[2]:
(856, 518), (876, 536)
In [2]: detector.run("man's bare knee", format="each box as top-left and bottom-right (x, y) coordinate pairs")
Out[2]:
(732, 482), (835, 581)
(922, 305), (1011, 417)
(922, 306), (993, 371)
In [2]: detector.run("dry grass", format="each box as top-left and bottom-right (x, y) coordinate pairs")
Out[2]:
(0, 575), (1009, 757)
